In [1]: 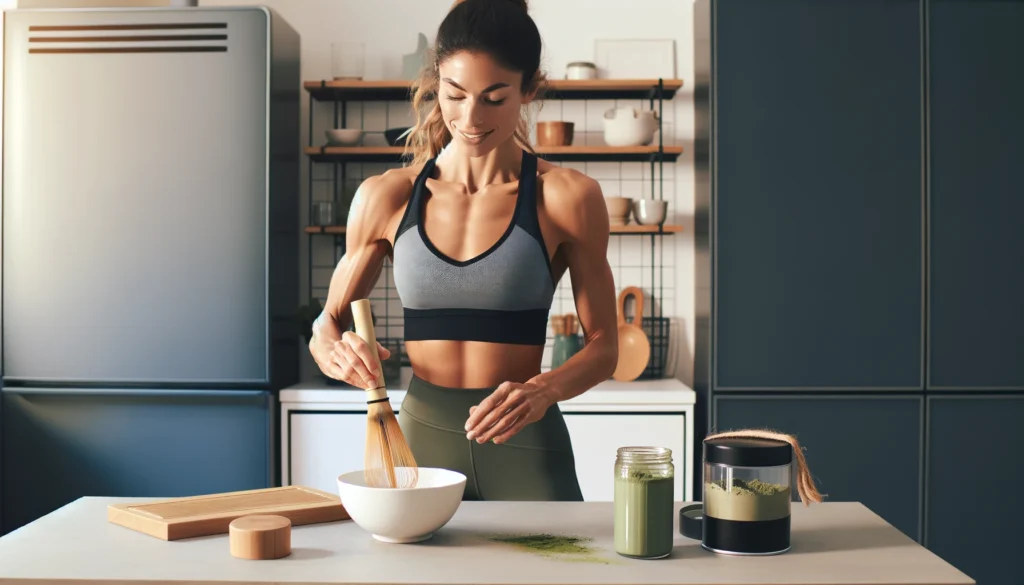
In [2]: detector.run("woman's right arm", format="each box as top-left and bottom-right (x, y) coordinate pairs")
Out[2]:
(308, 171), (411, 387)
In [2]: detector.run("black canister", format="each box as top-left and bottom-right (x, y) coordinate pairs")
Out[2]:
(681, 434), (808, 555)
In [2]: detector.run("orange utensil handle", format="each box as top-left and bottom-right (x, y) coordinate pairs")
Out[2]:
(617, 286), (644, 325)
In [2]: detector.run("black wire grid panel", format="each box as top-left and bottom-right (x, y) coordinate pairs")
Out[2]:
(305, 83), (676, 380)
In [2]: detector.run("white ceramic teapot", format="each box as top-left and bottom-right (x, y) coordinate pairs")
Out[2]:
(603, 106), (659, 147)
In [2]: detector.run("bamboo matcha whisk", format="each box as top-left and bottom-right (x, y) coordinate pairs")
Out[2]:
(350, 299), (419, 489)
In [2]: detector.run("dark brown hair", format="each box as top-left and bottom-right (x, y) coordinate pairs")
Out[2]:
(404, 0), (546, 165)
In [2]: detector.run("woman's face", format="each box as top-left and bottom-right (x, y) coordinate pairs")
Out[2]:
(437, 50), (535, 156)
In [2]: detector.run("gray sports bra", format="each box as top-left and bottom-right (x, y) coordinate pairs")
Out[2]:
(392, 150), (555, 345)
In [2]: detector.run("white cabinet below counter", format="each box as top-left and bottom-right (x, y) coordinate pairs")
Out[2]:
(279, 375), (696, 502)
(561, 412), (687, 501)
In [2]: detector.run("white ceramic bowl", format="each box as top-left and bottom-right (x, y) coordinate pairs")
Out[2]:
(337, 467), (466, 543)
(325, 128), (363, 146)
(632, 198), (668, 225)
(602, 107), (659, 147)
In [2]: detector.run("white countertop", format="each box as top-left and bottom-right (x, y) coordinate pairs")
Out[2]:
(281, 368), (696, 412)
(0, 498), (972, 585)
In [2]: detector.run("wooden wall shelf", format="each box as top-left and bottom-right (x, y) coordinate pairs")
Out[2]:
(304, 80), (412, 102)
(304, 145), (682, 163)
(305, 224), (681, 235)
(303, 78), (683, 102)
(304, 225), (348, 235)
(543, 78), (683, 100)
(609, 224), (683, 234)
(536, 145), (683, 162)
(304, 146), (405, 163)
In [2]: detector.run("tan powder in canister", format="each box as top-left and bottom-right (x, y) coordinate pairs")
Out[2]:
(704, 478), (791, 522)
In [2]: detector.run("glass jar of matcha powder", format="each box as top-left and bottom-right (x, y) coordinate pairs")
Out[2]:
(613, 446), (675, 559)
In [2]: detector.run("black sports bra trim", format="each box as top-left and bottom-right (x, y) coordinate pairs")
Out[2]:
(394, 157), (435, 242)
(403, 307), (549, 346)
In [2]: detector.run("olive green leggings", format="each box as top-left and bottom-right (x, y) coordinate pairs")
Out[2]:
(397, 375), (584, 502)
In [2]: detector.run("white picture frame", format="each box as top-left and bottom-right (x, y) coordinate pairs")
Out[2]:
(594, 39), (676, 79)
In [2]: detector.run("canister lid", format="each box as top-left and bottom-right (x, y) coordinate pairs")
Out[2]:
(704, 437), (792, 467)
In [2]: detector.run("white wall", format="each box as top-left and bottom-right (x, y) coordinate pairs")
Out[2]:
(106, 0), (696, 387)
(204, 0), (696, 386)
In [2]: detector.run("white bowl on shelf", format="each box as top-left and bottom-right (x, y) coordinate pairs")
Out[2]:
(325, 128), (363, 146)
(337, 467), (466, 543)
(632, 198), (667, 225)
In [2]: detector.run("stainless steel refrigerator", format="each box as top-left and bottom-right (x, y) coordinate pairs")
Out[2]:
(1, 6), (300, 535)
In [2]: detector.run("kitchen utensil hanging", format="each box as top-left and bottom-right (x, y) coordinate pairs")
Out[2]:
(613, 286), (651, 382)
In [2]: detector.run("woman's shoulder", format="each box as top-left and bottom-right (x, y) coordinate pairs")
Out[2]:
(347, 164), (425, 238)
(356, 164), (423, 209)
(537, 160), (602, 199)
(536, 161), (607, 235)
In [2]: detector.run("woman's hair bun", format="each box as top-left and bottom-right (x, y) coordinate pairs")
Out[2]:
(450, 0), (528, 13)
(502, 0), (529, 12)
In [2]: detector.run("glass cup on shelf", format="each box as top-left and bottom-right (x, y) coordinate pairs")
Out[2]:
(331, 42), (365, 80)
(313, 202), (335, 226)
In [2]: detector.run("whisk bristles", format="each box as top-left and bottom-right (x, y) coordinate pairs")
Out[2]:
(350, 297), (419, 489)
(364, 399), (419, 489)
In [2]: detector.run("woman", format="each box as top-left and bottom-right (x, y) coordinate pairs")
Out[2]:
(309, 0), (618, 501)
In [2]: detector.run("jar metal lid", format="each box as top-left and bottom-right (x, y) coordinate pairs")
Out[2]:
(566, 61), (596, 68)
(703, 437), (791, 467)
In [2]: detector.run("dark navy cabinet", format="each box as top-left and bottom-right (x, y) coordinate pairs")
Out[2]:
(1, 389), (273, 535)
(698, 0), (1024, 583)
(713, 395), (923, 542)
(712, 0), (923, 391)
(927, 0), (1024, 390)
(927, 396), (1024, 585)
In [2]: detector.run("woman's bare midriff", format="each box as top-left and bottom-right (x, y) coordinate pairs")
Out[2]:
(405, 340), (544, 388)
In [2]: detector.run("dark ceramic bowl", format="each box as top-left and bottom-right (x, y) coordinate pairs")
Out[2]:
(385, 127), (412, 147)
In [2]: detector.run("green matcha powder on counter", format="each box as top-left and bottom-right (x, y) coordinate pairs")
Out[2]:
(486, 533), (615, 564)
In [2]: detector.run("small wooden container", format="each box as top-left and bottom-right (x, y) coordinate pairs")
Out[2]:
(229, 515), (292, 560)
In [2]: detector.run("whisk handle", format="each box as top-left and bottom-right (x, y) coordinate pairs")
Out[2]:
(350, 299), (387, 401)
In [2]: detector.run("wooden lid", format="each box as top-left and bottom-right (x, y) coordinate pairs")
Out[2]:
(228, 515), (291, 560)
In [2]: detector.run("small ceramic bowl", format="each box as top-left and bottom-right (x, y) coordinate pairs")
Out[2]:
(337, 467), (466, 543)
(632, 198), (667, 225)
(604, 196), (632, 225)
(536, 121), (574, 147)
(325, 128), (363, 146)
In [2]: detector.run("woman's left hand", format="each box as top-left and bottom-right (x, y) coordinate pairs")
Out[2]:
(464, 381), (555, 445)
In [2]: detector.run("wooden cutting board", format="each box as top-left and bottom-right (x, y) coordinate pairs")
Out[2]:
(108, 485), (350, 541)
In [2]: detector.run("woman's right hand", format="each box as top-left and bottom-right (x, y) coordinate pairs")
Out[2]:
(310, 323), (391, 388)
(330, 330), (392, 389)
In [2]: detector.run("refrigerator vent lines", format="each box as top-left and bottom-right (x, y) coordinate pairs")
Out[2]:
(25, 19), (231, 54)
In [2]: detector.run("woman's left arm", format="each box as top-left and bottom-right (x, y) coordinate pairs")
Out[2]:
(465, 172), (619, 444)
